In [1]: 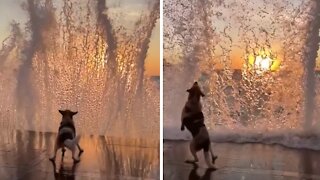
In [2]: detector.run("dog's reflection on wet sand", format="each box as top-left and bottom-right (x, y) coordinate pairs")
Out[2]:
(50, 154), (80, 180)
(188, 162), (216, 180)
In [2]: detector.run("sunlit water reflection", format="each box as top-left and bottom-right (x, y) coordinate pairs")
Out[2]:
(0, 131), (159, 179)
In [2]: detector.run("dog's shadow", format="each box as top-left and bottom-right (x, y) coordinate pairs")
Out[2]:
(188, 162), (216, 180)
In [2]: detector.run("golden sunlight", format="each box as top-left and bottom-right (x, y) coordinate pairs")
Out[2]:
(248, 48), (281, 74)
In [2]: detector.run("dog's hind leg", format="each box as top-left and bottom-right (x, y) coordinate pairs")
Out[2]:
(61, 147), (66, 159)
(66, 142), (80, 163)
(204, 150), (215, 168)
(185, 140), (199, 163)
(209, 144), (218, 164)
(65, 139), (80, 163)
(71, 147), (80, 163)
(203, 139), (215, 168)
(62, 147), (66, 155)
(77, 143), (84, 155)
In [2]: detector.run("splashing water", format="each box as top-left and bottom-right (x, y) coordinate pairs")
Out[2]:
(164, 0), (320, 149)
(0, 0), (159, 138)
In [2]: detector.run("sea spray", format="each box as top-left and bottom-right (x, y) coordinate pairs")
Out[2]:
(0, 0), (159, 137)
(164, 0), (320, 149)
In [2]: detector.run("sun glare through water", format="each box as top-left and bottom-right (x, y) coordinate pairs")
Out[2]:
(247, 48), (281, 74)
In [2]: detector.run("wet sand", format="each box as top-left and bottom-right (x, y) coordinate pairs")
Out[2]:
(164, 140), (320, 180)
(0, 131), (159, 180)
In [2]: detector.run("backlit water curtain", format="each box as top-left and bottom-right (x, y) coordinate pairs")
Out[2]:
(164, 0), (320, 148)
(0, 0), (159, 138)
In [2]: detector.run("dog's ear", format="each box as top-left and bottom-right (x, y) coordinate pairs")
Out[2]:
(72, 111), (78, 116)
(200, 92), (205, 97)
(186, 89), (191, 93)
(58, 110), (65, 115)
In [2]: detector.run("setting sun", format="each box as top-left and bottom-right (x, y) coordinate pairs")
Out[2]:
(247, 48), (281, 74)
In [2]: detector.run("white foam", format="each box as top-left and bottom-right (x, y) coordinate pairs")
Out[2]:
(164, 125), (320, 150)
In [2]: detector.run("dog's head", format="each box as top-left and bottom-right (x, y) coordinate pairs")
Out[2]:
(59, 109), (78, 122)
(186, 82), (205, 102)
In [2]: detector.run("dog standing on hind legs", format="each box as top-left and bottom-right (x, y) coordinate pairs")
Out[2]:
(181, 82), (217, 168)
(49, 110), (84, 163)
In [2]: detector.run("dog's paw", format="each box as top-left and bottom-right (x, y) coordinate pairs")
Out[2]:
(185, 159), (198, 164)
(207, 166), (217, 171)
(212, 155), (218, 164)
(73, 158), (80, 164)
(79, 149), (84, 154)
(49, 157), (55, 162)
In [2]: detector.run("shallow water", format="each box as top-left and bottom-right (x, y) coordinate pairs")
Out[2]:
(0, 131), (159, 180)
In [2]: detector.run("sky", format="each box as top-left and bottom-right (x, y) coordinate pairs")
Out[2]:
(0, 0), (160, 76)
(145, 20), (160, 76)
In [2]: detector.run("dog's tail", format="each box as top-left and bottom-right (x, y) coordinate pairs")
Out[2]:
(64, 135), (80, 151)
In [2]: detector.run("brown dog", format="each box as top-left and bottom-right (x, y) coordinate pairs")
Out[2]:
(49, 110), (83, 163)
(181, 82), (217, 168)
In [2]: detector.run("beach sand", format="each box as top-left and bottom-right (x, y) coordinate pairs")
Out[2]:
(164, 140), (320, 180)
(0, 131), (159, 180)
